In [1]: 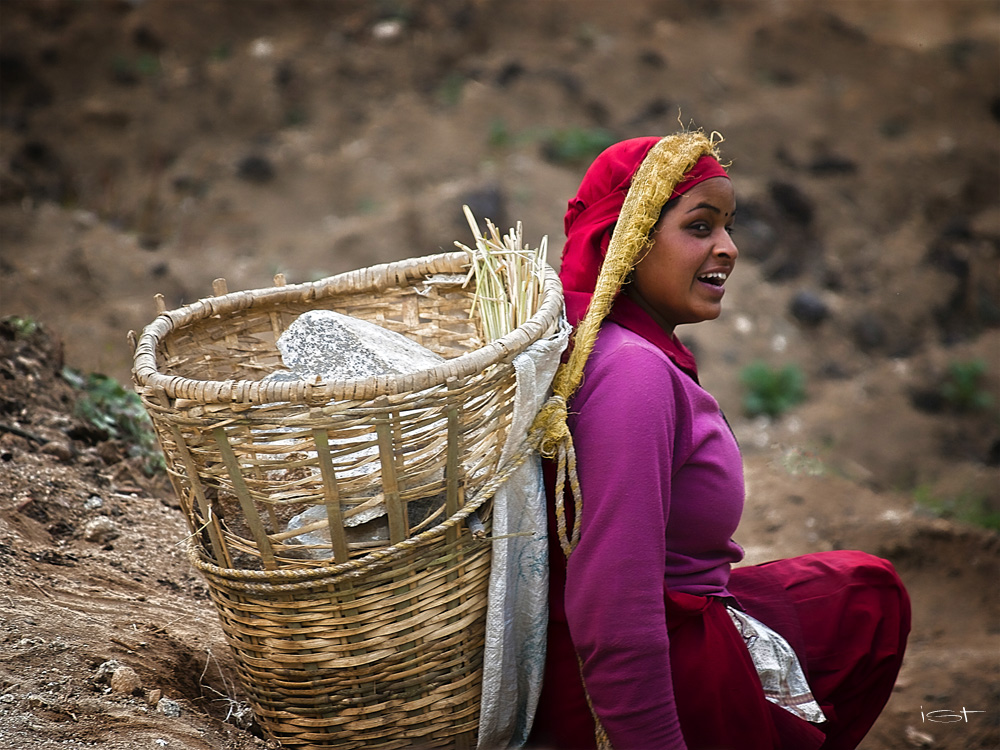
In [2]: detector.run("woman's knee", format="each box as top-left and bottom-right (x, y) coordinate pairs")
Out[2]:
(846, 552), (908, 603)
(836, 551), (912, 650)
(815, 550), (906, 593)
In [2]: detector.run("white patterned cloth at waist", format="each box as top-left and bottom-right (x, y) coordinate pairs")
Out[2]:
(726, 606), (828, 724)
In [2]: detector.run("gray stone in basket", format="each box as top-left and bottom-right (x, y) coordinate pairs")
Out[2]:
(265, 309), (445, 383)
(285, 503), (389, 551)
(266, 309), (449, 559)
(284, 495), (445, 559)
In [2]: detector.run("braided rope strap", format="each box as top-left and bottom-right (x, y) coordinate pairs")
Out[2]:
(530, 131), (723, 750)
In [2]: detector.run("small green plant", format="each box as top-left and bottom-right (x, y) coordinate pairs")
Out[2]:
(940, 359), (994, 413)
(740, 361), (807, 419)
(436, 72), (466, 108)
(540, 127), (616, 165)
(914, 486), (1000, 531)
(111, 53), (161, 81)
(284, 107), (308, 127)
(488, 118), (512, 149)
(62, 367), (165, 475)
(211, 42), (232, 61)
(3, 315), (40, 338)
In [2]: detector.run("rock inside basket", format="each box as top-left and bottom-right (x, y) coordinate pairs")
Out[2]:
(264, 309), (447, 556)
(263, 308), (445, 382)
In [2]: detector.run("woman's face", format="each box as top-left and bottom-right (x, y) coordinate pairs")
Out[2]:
(627, 176), (738, 333)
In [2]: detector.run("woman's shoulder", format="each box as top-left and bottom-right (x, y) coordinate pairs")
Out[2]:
(589, 322), (687, 377)
(575, 323), (697, 407)
(571, 323), (711, 446)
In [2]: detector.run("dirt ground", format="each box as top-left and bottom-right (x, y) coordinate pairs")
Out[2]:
(1, 1), (998, 748)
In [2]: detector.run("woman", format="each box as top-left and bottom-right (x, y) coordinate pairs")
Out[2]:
(527, 132), (910, 750)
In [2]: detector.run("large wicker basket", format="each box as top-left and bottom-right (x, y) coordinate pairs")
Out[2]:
(131, 251), (564, 749)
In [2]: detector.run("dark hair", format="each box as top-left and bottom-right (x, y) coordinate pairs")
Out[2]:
(651, 194), (682, 234)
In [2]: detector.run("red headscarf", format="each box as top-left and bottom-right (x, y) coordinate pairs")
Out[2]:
(558, 138), (730, 379)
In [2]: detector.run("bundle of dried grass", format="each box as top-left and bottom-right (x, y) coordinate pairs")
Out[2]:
(456, 205), (549, 341)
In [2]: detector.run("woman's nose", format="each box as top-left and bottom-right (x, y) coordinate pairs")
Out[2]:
(716, 232), (739, 260)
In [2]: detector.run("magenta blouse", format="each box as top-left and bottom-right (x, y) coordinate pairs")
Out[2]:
(564, 317), (745, 748)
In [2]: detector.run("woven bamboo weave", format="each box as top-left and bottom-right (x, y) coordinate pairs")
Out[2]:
(131, 251), (564, 749)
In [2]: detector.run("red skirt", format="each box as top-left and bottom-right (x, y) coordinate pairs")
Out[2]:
(529, 549), (911, 750)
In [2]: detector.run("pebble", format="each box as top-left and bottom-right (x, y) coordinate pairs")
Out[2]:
(94, 660), (120, 683)
(84, 495), (104, 510)
(40, 441), (74, 461)
(236, 155), (275, 184)
(157, 697), (181, 717)
(852, 314), (886, 351)
(110, 665), (142, 695)
(769, 180), (814, 226)
(229, 702), (256, 729)
(83, 515), (120, 544)
(457, 184), (506, 233)
(250, 38), (274, 58)
(371, 19), (403, 41)
(904, 725), (934, 747)
(788, 290), (830, 326)
(72, 209), (99, 228)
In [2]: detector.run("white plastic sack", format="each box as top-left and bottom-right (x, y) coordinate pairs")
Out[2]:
(477, 315), (570, 749)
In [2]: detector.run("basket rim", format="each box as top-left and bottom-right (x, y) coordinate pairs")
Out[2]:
(132, 251), (565, 404)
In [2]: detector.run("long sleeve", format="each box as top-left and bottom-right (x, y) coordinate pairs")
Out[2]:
(564, 340), (689, 749)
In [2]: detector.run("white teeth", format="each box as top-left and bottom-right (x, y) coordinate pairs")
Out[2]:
(699, 272), (727, 284)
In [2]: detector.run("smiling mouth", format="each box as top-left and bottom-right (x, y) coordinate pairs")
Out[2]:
(698, 271), (728, 287)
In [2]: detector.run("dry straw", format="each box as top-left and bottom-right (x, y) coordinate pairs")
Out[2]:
(132, 251), (563, 749)
(456, 204), (549, 342)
